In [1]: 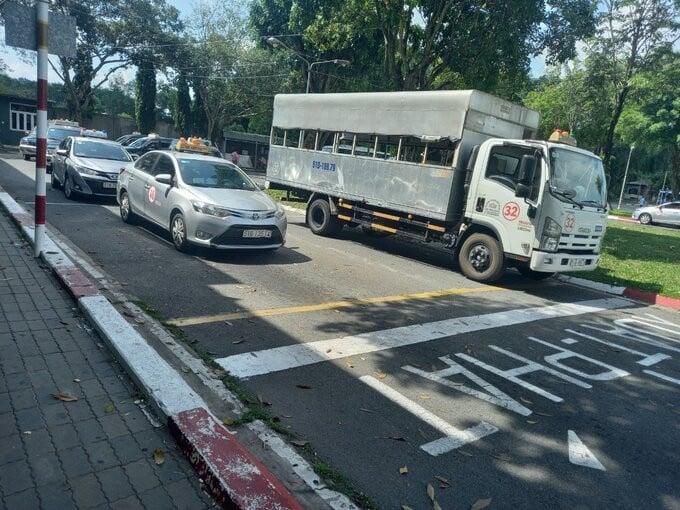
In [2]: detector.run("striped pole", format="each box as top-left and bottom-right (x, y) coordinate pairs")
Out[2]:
(34, 0), (49, 257)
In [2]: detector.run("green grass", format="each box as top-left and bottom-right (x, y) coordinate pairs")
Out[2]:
(575, 222), (680, 298)
(265, 189), (307, 209)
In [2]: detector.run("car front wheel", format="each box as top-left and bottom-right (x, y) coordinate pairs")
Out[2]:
(171, 212), (191, 252)
(638, 213), (652, 225)
(63, 174), (76, 200)
(119, 191), (136, 224)
(50, 171), (61, 190)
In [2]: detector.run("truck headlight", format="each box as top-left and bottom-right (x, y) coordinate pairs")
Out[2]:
(191, 200), (231, 218)
(540, 217), (561, 252)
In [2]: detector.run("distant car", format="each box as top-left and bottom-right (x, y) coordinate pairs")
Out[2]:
(50, 136), (133, 200)
(19, 120), (82, 172)
(117, 151), (287, 251)
(116, 133), (145, 146)
(124, 135), (174, 157)
(632, 201), (680, 226)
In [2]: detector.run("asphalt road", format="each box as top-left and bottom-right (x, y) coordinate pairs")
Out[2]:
(3, 155), (680, 510)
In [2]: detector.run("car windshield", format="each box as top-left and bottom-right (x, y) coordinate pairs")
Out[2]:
(73, 140), (131, 161)
(549, 148), (607, 208)
(127, 137), (149, 148)
(178, 159), (257, 190)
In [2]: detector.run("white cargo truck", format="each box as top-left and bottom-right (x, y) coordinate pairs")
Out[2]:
(265, 90), (608, 283)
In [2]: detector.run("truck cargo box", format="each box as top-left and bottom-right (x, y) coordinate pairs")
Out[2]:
(267, 90), (540, 222)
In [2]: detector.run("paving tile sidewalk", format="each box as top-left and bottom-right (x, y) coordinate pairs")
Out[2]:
(0, 208), (216, 510)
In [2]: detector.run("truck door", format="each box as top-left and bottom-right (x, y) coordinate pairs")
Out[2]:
(468, 143), (543, 256)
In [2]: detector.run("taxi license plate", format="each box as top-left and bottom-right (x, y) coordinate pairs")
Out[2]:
(102, 182), (117, 189)
(243, 229), (272, 239)
(569, 258), (586, 268)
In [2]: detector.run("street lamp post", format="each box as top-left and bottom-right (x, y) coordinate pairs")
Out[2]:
(266, 37), (350, 93)
(616, 143), (635, 210)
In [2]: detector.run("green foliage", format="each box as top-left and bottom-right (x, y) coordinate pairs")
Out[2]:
(135, 61), (156, 135)
(174, 73), (191, 134)
(250, 0), (597, 95)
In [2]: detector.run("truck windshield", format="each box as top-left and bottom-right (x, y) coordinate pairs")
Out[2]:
(549, 148), (607, 208)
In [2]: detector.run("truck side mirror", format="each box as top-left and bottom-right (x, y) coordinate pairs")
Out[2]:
(518, 155), (537, 185)
(515, 183), (531, 198)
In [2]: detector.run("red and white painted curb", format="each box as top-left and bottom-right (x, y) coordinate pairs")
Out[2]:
(0, 187), (306, 510)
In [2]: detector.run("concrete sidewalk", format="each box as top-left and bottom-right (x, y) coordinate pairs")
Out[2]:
(0, 185), (347, 510)
(0, 209), (216, 509)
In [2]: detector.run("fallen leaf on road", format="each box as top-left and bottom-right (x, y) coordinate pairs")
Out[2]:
(153, 448), (165, 465)
(222, 417), (234, 426)
(296, 384), (313, 389)
(493, 453), (512, 462)
(385, 436), (407, 442)
(520, 397), (533, 404)
(458, 450), (473, 457)
(290, 440), (309, 447)
(434, 501), (442, 510)
(399, 465), (408, 475)
(435, 475), (449, 485)
(105, 404), (115, 413)
(232, 339), (244, 344)
(402, 506), (414, 510)
(535, 412), (553, 417)
(526, 420), (538, 425)
(52, 393), (78, 402)
(471, 497), (492, 510)
(73, 378), (81, 383)
(181, 367), (190, 373)
(427, 483), (435, 501)
(224, 321), (233, 326)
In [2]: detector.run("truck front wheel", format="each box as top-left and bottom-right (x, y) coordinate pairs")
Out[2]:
(458, 233), (505, 283)
(307, 198), (343, 236)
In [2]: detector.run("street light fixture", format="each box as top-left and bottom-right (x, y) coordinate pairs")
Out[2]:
(266, 36), (350, 93)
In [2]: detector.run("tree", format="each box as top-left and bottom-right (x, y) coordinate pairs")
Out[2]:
(585, 0), (680, 172)
(250, 0), (598, 96)
(135, 60), (156, 134)
(48, 0), (182, 123)
(174, 72), (191, 134)
(617, 49), (680, 195)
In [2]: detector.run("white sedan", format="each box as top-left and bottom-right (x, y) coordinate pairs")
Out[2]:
(117, 151), (287, 251)
(632, 201), (680, 226)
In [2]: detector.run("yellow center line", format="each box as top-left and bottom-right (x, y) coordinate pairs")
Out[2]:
(167, 286), (505, 327)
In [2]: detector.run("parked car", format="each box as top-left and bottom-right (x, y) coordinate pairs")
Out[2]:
(632, 201), (680, 226)
(117, 151), (287, 251)
(19, 120), (82, 172)
(116, 133), (145, 146)
(124, 135), (174, 157)
(50, 136), (133, 200)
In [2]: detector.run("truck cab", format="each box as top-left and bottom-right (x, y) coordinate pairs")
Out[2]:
(464, 136), (607, 280)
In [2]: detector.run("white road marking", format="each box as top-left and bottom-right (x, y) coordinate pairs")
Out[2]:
(215, 298), (631, 378)
(564, 328), (671, 367)
(403, 356), (532, 416)
(360, 376), (498, 456)
(567, 430), (606, 470)
(643, 369), (680, 386)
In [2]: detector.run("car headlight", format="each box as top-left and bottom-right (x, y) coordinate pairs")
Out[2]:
(74, 165), (99, 176)
(275, 203), (286, 219)
(191, 200), (231, 218)
(540, 216), (561, 252)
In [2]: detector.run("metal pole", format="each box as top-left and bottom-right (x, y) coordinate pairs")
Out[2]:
(306, 63), (312, 94)
(616, 144), (635, 210)
(35, 0), (49, 257)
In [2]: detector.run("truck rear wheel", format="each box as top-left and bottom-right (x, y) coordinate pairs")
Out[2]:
(307, 198), (343, 236)
(458, 233), (505, 283)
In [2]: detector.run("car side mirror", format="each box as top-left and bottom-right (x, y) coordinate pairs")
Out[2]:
(155, 173), (173, 185)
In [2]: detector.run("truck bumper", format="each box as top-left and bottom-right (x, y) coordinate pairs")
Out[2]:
(530, 251), (599, 272)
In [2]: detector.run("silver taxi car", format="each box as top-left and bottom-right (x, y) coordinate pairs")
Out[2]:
(117, 151), (287, 251)
(632, 201), (680, 227)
